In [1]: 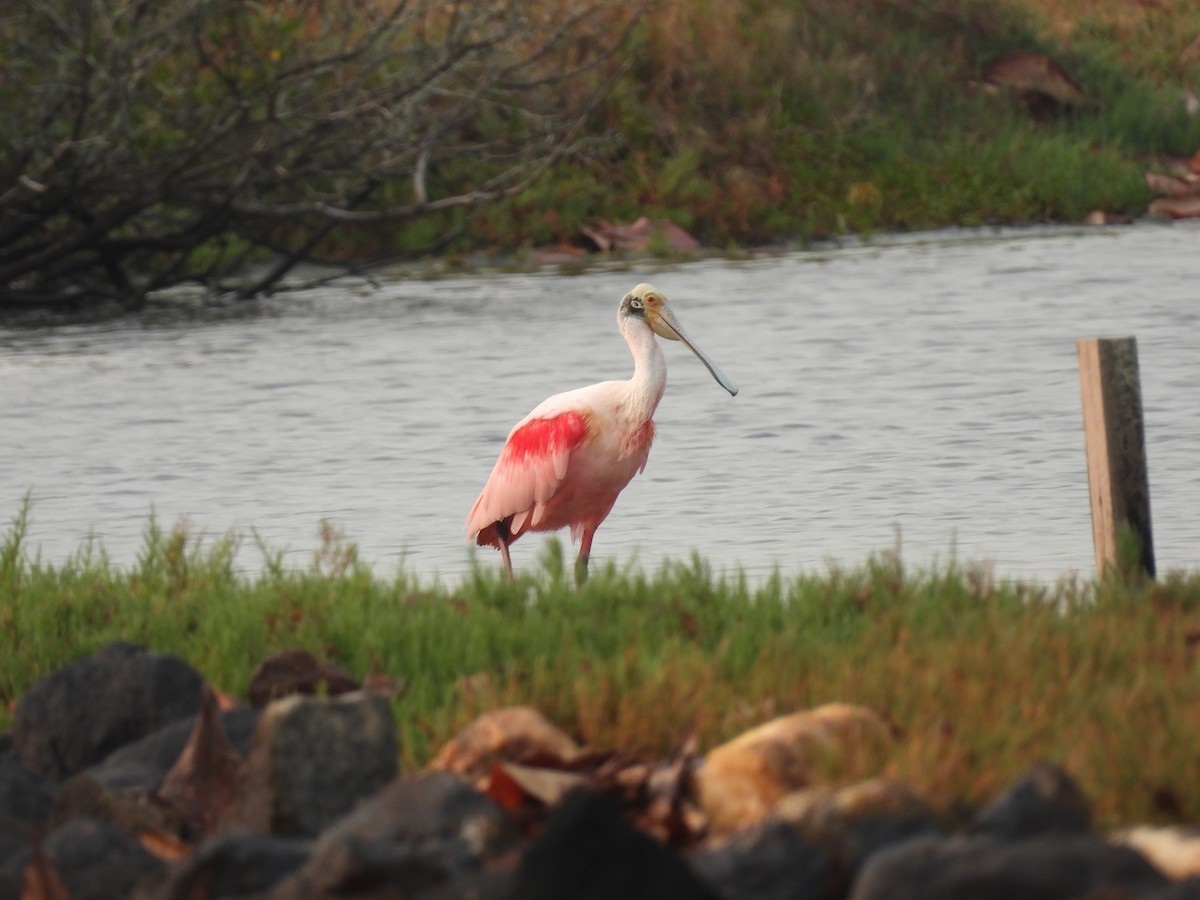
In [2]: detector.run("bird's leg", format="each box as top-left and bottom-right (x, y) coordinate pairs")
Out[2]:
(496, 520), (514, 583)
(575, 529), (595, 587)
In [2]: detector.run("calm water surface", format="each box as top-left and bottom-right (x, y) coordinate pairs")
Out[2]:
(3, 224), (1198, 583)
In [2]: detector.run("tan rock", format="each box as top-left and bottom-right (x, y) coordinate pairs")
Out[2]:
(983, 51), (1088, 107)
(1112, 825), (1200, 880)
(776, 777), (930, 830)
(427, 706), (581, 785)
(1149, 194), (1200, 219)
(694, 703), (893, 836)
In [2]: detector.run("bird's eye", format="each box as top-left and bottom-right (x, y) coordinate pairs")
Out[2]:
(646, 295), (659, 306)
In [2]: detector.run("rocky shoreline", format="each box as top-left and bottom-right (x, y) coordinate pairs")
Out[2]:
(4, 642), (1199, 899)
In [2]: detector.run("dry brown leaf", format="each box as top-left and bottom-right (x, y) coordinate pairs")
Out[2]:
(139, 827), (192, 861)
(20, 851), (68, 900)
(155, 684), (244, 841)
(428, 706), (581, 786)
(495, 762), (589, 807)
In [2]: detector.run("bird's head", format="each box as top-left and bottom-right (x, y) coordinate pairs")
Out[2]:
(619, 283), (673, 335)
(619, 283), (738, 396)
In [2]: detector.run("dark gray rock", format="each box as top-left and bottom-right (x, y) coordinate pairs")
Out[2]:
(971, 763), (1091, 839)
(151, 831), (310, 900)
(0, 749), (54, 825)
(48, 708), (260, 834)
(413, 868), (517, 900)
(513, 787), (720, 900)
(690, 819), (835, 900)
(774, 779), (944, 884)
(0, 813), (35, 900)
(272, 771), (518, 899)
(13, 642), (204, 782)
(43, 816), (164, 900)
(848, 833), (1169, 900)
(88, 707), (259, 794)
(222, 690), (397, 837)
(1143, 879), (1200, 900)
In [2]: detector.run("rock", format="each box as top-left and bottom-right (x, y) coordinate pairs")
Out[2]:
(580, 217), (702, 253)
(48, 708), (260, 835)
(776, 778), (943, 878)
(13, 642), (204, 782)
(429, 706), (581, 786)
(247, 648), (360, 708)
(222, 690), (397, 837)
(690, 819), (835, 900)
(272, 771), (519, 899)
(1149, 194), (1200, 219)
(848, 833), (1168, 900)
(513, 786), (719, 900)
(0, 815), (36, 900)
(152, 831), (310, 900)
(971, 763), (1091, 839)
(982, 51), (1089, 118)
(41, 816), (164, 900)
(694, 704), (893, 836)
(1145, 172), (1199, 197)
(1143, 879), (1200, 900)
(1083, 210), (1134, 226)
(0, 750), (55, 826)
(0, 747), (56, 895)
(1114, 825), (1200, 880)
(80, 708), (260, 795)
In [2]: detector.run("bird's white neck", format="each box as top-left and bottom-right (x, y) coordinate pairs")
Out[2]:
(622, 317), (667, 423)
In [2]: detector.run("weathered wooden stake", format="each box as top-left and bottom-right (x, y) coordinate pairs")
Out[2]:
(1077, 337), (1155, 578)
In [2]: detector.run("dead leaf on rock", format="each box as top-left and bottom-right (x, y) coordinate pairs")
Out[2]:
(428, 706), (582, 787)
(630, 733), (707, 846)
(154, 684), (244, 841)
(490, 761), (589, 809)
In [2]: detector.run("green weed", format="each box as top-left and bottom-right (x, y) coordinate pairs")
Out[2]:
(3, 503), (1200, 826)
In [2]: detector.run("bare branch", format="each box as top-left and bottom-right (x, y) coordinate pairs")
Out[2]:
(0, 0), (641, 309)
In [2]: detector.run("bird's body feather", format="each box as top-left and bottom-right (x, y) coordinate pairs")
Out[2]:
(466, 382), (657, 550)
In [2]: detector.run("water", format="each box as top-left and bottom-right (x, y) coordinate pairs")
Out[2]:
(2, 224), (1198, 583)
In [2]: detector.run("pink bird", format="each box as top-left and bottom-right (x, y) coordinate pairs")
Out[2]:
(466, 283), (738, 584)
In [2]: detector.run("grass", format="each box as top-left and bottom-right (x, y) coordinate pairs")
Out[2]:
(4, 501), (1200, 828)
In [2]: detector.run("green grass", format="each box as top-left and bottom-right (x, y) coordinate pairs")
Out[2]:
(4, 501), (1200, 828)
(454, 0), (1200, 252)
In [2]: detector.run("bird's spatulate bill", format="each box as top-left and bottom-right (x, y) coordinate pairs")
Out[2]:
(652, 306), (739, 396)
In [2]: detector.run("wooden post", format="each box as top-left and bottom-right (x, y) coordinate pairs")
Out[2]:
(1077, 337), (1155, 578)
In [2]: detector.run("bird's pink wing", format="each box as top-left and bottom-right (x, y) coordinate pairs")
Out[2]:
(466, 410), (591, 539)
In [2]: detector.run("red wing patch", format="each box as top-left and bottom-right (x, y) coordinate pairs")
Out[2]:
(503, 411), (590, 463)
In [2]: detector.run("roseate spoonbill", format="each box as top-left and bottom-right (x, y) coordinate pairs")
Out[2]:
(466, 283), (737, 585)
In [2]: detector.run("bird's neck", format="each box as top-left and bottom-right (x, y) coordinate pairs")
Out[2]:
(623, 318), (667, 423)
